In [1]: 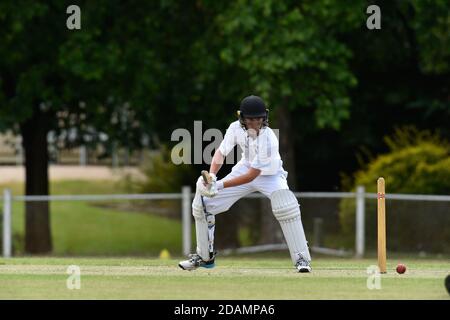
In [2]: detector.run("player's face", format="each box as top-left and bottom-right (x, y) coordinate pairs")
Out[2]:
(244, 117), (264, 131)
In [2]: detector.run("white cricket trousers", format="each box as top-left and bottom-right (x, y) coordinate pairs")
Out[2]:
(202, 163), (289, 215)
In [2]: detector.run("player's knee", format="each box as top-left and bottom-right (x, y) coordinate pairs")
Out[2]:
(192, 206), (206, 221)
(270, 189), (301, 221)
(192, 194), (205, 220)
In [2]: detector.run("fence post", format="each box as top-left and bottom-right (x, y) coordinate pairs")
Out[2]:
(182, 186), (192, 256)
(3, 189), (12, 258)
(355, 185), (365, 258)
(313, 218), (324, 247)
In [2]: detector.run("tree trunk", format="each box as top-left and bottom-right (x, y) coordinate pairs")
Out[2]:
(274, 104), (297, 190)
(21, 109), (52, 254)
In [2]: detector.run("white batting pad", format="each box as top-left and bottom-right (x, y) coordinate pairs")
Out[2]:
(270, 189), (311, 264)
(192, 191), (214, 261)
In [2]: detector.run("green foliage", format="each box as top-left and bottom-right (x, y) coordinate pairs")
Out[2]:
(214, 0), (364, 129)
(133, 147), (196, 193)
(411, 0), (450, 74)
(339, 127), (450, 253)
(0, 1), (162, 150)
(0, 0), (448, 193)
(348, 127), (450, 194)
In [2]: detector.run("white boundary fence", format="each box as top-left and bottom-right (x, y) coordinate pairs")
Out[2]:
(2, 187), (450, 258)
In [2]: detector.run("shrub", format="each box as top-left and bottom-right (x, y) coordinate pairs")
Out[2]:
(120, 146), (196, 194)
(117, 146), (197, 219)
(339, 127), (450, 253)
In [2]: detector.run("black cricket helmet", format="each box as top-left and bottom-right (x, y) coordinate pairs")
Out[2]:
(237, 95), (269, 128)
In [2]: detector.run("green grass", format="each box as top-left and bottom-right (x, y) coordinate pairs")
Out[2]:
(0, 257), (448, 299)
(1, 180), (185, 256)
(0, 179), (127, 196)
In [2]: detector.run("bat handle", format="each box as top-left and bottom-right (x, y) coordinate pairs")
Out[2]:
(201, 170), (212, 184)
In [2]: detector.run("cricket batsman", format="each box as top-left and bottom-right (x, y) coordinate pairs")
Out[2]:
(179, 95), (312, 272)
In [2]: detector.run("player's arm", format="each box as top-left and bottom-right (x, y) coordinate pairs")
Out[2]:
(222, 167), (261, 189)
(209, 149), (225, 175)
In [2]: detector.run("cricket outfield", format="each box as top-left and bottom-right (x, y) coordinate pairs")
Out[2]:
(0, 257), (448, 300)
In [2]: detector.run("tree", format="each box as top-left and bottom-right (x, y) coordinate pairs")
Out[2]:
(0, 1), (162, 253)
(330, 0), (449, 186)
(0, 0), (239, 254)
(210, 0), (365, 189)
(185, 0), (365, 245)
(285, 0), (450, 190)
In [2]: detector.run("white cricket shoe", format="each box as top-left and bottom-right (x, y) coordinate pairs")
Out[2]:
(295, 254), (312, 273)
(178, 254), (215, 271)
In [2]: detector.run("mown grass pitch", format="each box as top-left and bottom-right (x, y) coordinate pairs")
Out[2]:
(0, 257), (448, 299)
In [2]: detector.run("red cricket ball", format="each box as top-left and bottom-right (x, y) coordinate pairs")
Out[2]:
(396, 263), (406, 274)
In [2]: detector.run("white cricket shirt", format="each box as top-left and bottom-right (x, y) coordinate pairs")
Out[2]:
(218, 120), (284, 175)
